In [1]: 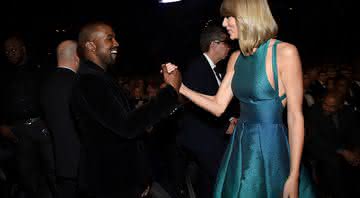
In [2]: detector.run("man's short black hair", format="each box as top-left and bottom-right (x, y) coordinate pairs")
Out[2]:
(199, 25), (229, 53)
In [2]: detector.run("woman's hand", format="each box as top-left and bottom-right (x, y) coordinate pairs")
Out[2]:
(226, 117), (238, 135)
(161, 62), (178, 74)
(283, 175), (299, 198)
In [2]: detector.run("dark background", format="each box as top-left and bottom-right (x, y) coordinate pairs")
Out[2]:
(1, 0), (358, 75)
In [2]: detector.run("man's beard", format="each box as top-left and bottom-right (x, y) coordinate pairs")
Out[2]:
(99, 53), (116, 67)
(323, 111), (335, 116)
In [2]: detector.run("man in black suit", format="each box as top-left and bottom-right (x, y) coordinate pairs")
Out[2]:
(177, 25), (238, 198)
(70, 21), (181, 198)
(41, 40), (80, 198)
(348, 66), (360, 112)
(0, 34), (54, 198)
(304, 92), (360, 197)
(308, 67), (328, 103)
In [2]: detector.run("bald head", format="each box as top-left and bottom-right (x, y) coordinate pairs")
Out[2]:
(322, 91), (344, 114)
(56, 40), (79, 72)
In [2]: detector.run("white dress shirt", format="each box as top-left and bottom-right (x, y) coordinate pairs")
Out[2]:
(203, 53), (221, 86)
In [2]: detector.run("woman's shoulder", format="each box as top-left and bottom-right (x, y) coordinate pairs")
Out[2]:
(230, 50), (241, 59)
(227, 50), (242, 72)
(272, 39), (302, 72)
(273, 40), (299, 57)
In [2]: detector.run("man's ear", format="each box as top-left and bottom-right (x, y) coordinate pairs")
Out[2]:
(74, 55), (80, 65)
(85, 41), (96, 52)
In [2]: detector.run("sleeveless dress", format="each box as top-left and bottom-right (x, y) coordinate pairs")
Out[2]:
(214, 40), (316, 198)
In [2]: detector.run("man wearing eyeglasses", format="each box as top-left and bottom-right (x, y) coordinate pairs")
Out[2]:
(177, 24), (239, 198)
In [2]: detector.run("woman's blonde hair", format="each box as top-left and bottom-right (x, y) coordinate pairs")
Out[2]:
(221, 0), (278, 56)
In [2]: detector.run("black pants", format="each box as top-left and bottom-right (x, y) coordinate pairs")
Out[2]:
(178, 145), (225, 198)
(316, 156), (350, 198)
(55, 178), (79, 198)
(79, 192), (152, 198)
(12, 119), (55, 198)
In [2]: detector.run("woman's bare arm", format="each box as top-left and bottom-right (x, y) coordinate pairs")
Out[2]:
(179, 51), (240, 117)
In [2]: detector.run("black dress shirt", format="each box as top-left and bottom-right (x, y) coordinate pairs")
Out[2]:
(1, 62), (44, 123)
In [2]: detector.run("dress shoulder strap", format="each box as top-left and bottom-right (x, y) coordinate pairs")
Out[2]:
(272, 40), (286, 100)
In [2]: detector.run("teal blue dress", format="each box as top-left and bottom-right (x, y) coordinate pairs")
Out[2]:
(214, 40), (316, 198)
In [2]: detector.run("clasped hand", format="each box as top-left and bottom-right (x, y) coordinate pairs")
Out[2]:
(161, 63), (181, 92)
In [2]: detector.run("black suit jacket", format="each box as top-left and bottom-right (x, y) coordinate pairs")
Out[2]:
(41, 67), (80, 178)
(179, 54), (238, 153)
(70, 60), (179, 197)
(304, 103), (360, 162)
(349, 81), (360, 111)
(309, 80), (327, 102)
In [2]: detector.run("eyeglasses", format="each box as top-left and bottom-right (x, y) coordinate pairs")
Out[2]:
(214, 40), (224, 43)
(213, 39), (231, 46)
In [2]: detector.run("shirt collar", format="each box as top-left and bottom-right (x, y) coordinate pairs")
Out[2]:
(355, 81), (360, 87)
(203, 53), (216, 69)
(58, 65), (76, 73)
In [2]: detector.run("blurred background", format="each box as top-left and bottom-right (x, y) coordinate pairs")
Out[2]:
(1, 0), (357, 75)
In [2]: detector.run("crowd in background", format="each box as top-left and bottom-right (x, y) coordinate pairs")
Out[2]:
(0, 25), (359, 198)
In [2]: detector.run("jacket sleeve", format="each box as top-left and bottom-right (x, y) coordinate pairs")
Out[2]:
(75, 75), (179, 138)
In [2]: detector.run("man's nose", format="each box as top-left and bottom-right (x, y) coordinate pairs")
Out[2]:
(113, 39), (119, 47)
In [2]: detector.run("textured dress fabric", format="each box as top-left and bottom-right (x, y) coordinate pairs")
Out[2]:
(214, 40), (316, 198)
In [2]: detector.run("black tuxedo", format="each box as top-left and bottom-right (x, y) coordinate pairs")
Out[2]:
(349, 81), (360, 112)
(350, 81), (360, 99)
(40, 67), (80, 198)
(41, 67), (80, 179)
(178, 54), (238, 198)
(70, 60), (179, 197)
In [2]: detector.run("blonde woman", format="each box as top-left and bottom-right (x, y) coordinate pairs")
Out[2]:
(167, 0), (317, 197)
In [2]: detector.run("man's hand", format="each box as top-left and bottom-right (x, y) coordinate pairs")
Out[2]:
(141, 185), (150, 197)
(337, 149), (360, 167)
(161, 63), (181, 93)
(0, 125), (18, 143)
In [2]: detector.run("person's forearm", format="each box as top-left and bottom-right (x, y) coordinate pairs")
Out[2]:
(125, 85), (179, 135)
(287, 112), (304, 178)
(78, 80), (178, 139)
(0, 125), (17, 142)
(180, 84), (226, 117)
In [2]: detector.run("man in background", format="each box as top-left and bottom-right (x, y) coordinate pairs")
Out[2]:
(41, 40), (80, 198)
(177, 24), (238, 198)
(0, 34), (54, 198)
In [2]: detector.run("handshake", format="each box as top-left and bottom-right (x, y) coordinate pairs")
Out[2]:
(161, 63), (182, 93)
